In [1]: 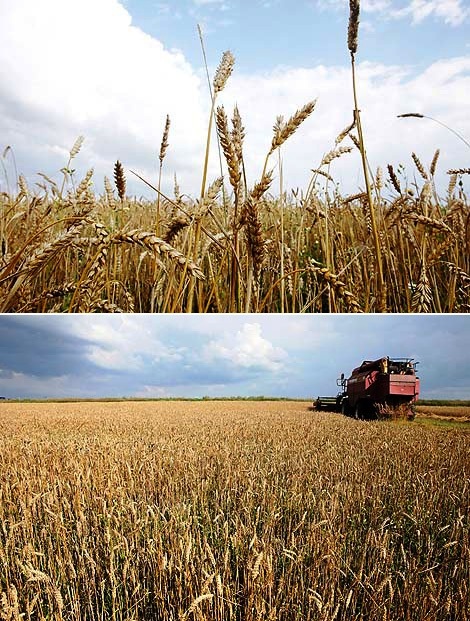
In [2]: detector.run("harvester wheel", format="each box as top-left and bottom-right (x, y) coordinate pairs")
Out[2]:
(354, 403), (361, 420)
(341, 400), (349, 416)
(407, 407), (416, 421)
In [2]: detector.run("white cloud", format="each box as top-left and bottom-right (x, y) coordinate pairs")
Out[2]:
(390, 0), (469, 25)
(203, 323), (287, 371)
(219, 57), (470, 194)
(71, 316), (184, 371)
(0, 0), (469, 200)
(0, 0), (207, 195)
(316, 0), (468, 23)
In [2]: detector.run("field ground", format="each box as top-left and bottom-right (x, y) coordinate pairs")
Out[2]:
(1, 400), (469, 620)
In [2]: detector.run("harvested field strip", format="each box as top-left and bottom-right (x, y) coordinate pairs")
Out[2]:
(1, 401), (469, 620)
(416, 404), (470, 419)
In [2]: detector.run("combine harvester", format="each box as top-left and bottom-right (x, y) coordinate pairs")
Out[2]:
(315, 357), (420, 420)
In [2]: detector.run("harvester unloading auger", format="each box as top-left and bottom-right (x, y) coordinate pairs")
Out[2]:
(315, 357), (420, 420)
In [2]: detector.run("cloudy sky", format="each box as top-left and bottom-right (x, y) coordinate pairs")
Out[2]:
(0, 315), (468, 399)
(0, 0), (469, 200)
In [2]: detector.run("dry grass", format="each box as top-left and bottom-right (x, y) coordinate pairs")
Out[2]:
(1, 400), (469, 620)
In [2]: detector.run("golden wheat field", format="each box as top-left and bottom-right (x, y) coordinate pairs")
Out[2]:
(1, 136), (468, 313)
(1, 28), (469, 313)
(1, 400), (469, 620)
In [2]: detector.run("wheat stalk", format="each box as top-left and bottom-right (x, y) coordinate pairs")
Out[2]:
(447, 168), (470, 175)
(411, 261), (432, 312)
(430, 149), (440, 177)
(387, 164), (402, 194)
(159, 115), (171, 165)
(348, 0), (386, 310)
(156, 115), (171, 235)
(348, 0), (360, 55)
(335, 119), (356, 145)
(200, 51), (235, 199)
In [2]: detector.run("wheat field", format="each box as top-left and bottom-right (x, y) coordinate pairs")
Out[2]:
(1, 5), (469, 313)
(0, 145), (468, 313)
(1, 400), (469, 620)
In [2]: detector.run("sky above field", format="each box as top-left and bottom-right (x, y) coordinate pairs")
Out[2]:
(0, 0), (469, 199)
(0, 315), (469, 399)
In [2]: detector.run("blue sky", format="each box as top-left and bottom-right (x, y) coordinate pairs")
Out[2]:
(126, 0), (469, 73)
(0, 315), (469, 399)
(0, 0), (469, 198)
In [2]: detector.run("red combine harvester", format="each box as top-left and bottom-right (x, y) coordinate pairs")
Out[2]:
(315, 357), (420, 420)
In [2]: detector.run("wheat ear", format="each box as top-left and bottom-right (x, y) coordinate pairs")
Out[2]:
(114, 160), (126, 201)
(156, 114), (171, 234)
(216, 106), (240, 192)
(112, 230), (205, 279)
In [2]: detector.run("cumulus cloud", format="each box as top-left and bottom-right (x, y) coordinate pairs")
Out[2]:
(0, 0), (207, 195)
(0, 0), (469, 200)
(61, 317), (287, 388)
(70, 316), (185, 371)
(203, 323), (287, 372)
(220, 57), (470, 193)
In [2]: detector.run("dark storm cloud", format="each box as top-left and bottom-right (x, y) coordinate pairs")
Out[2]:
(0, 316), (94, 377)
(0, 315), (282, 398)
(0, 314), (468, 400)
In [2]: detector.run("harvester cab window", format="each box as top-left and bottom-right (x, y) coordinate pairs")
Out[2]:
(388, 359), (416, 375)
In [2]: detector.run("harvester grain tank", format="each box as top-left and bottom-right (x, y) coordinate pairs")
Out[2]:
(315, 357), (420, 419)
